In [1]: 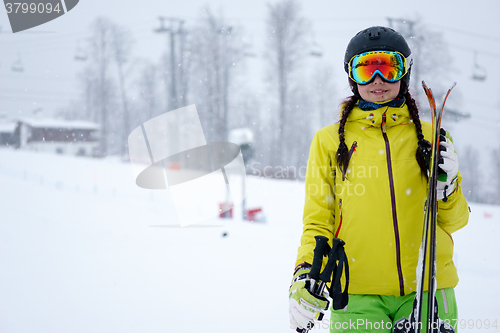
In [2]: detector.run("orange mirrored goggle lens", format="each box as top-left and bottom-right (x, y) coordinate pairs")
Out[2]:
(349, 51), (407, 84)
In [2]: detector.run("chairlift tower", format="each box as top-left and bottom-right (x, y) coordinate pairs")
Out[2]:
(154, 17), (185, 111)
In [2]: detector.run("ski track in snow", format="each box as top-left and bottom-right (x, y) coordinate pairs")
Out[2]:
(0, 148), (498, 332)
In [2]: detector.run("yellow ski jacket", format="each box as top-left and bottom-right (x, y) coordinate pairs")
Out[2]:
(295, 102), (469, 296)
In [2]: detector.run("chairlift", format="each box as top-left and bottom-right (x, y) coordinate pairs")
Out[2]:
(11, 54), (23, 72)
(74, 40), (87, 61)
(471, 51), (486, 81)
(310, 42), (323, 57)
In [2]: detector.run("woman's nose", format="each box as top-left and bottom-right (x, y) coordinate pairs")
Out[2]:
(372, 75), (384, 84)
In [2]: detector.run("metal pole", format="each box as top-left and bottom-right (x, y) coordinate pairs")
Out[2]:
(242, 167), (246, 220)
(169, 20), (177, 110)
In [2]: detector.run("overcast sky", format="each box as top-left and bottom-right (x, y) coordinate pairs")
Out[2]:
(0, 0), (499, 136)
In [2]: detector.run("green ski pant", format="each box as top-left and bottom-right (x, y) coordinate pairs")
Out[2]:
(329, 288), (458, 332)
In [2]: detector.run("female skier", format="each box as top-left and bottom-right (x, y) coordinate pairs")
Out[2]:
(289, 26), (469, 333)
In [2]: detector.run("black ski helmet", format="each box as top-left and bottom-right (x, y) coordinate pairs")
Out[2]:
(344, 26), (412, 96)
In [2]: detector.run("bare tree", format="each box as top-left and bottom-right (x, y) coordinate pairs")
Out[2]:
(493, 148), (500, 205)
(310, 62), (336, 128)
(86, 17), (117, 156)
(138, 61), (159, 122)
(57, 17), (134, 157)
(61, 67), (98, 122)
(265, 0), (309, 166)
(80, 67), (98, 122)
(110, 24), (134, 156)
(189, 7), (247, 142)
(387, 18), (454, 109)
(287, 83), (313, 178)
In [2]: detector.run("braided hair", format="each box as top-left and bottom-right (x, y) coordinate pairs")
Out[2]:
(336, 80), (430, 178)
(336, 95), (358, 176)
(405, 89), (431, 179)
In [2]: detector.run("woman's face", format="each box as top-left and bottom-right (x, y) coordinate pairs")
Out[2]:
(357, 75), (401, 103)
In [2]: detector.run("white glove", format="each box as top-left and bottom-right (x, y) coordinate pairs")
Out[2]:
(289, 267), (330, 331)
(437, 130), (458, 201)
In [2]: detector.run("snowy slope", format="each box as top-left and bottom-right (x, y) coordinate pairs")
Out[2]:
(0, 148), (498, 332)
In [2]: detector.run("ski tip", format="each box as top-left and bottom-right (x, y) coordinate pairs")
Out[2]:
(441, 82), (457, 103)
(421, 80), (433, 93)
(421, 81), (431, 95)
(421, 81), (435, 109)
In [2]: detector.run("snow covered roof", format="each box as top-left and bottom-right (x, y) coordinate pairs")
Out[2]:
(0, 122), (16, 133)
(18, 118), (100, 130)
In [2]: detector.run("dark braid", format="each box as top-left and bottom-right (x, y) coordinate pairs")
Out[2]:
(336, 95), (358, 173)
(404, 90), (430, 179)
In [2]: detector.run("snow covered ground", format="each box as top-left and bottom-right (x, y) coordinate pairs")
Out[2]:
(0, 148), (498, 332)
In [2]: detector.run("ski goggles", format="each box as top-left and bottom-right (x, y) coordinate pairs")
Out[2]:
(348, 50), (411, 85)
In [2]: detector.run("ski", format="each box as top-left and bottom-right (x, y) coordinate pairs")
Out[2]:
(394, 81), (456, 333)
(423, 81), (456, 333)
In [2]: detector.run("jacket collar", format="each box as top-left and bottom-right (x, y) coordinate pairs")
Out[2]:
(358, 98), (405, 111)
(346, 101), (412, 129)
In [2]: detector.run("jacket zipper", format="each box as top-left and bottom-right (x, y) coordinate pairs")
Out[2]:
(335, 199), (343, 238)
(381, 111), (405, 296)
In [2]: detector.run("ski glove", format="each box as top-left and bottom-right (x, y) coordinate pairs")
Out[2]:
(289, 266), (330, 331)
(437, 129), (459, 201)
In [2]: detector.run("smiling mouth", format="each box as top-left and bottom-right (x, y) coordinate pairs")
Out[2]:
(371, 90), (388, 94)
